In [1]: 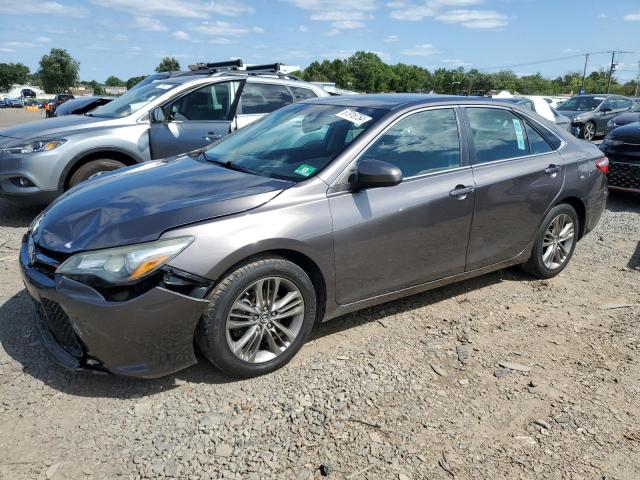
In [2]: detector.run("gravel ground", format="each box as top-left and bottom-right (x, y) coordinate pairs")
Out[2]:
(0, 109), (639, 480)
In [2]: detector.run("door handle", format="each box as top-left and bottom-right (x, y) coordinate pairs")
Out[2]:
(204, 132), (223, 142)
(449, 185), (474, 199)
(544, 164), (561, 175)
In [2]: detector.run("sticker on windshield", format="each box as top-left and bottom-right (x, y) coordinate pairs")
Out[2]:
(294, 164), (317, 177)
(513, 119), (526, 150)
(154, 84), (174, 90)
(335, 109), (373, 126)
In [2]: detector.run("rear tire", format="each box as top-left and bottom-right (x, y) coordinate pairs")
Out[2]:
(521, 204), (579, 279)
(196, 256), (317, 378)
(67, 159), (126, 188)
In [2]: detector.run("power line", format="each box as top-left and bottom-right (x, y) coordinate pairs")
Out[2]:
(483, 50), (638, 72)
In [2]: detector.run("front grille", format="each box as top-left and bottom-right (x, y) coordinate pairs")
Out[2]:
(40, 298), (83, 357)
(609, 161), (640, 191)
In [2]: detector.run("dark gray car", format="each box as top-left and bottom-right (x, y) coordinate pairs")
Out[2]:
(604, 103), (640, 136)
(557, 94), (634, 141)
(19, 95), (608, 378)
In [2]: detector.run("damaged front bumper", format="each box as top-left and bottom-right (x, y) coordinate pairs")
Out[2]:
(19, 239), (210, 378)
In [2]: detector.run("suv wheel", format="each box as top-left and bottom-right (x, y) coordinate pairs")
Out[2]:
(196, 256), (317, 378)
(68, 159), (126, 188)
(522, 204), (578, 279)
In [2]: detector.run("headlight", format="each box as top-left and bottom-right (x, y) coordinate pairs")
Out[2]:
(3, 138), (66, 154)
(56, 236), (194, 285)
(572, 117), (581, 123)
(607, 120), (614, 128)
(603, 136), (623, 147)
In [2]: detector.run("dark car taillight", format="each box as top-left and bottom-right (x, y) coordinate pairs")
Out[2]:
(595, 157), (609, 174)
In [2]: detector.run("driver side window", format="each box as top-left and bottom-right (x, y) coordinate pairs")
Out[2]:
(170, 81), (239, 122)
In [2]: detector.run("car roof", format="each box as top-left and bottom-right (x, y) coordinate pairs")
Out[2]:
(302, 93), (502, 110)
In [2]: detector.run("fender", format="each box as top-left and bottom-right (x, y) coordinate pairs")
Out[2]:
(57, 146), (146, 191)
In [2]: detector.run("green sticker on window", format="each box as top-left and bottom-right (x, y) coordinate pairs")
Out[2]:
(294, 164), (317, 177)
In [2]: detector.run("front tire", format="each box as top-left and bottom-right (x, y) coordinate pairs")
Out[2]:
(522, 204), (579, 279)
(68, 159), (126, 188)
(580, 121), (596, 141)
(196, 256), (317, 378)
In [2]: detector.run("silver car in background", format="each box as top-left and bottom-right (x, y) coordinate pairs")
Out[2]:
(0, 61), (328, 205)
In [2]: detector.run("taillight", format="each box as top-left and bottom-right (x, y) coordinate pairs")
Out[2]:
(595, 156), (609, 174)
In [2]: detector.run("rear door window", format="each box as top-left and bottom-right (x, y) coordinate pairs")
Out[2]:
(466, 107), (530, 164)
(239, 83), (294, 114)
(170, 81), (239, 121)
(290, 86), (318, 101)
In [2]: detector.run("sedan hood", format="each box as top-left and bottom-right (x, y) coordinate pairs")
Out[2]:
(32, 155), (293, 254)
(0, 114), (102, 140)
(555, 109), (590, 120)
(608, 123), (640, 143)
(611, 112), (640, 127)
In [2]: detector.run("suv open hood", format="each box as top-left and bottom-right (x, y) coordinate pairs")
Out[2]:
(0, 114), (103, 140)
(32, 155), (293, 254)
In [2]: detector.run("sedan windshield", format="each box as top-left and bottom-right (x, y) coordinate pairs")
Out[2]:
(632, 104), (640, 112)
(204, 103), (386, 181)
(90, 82), (179, 118)
(557, 97), (603, 112)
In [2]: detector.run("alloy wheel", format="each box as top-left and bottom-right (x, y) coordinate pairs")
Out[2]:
(225, 277), (305, 363)
(541, 213), (575, 270)
(583, 122), (595, 141)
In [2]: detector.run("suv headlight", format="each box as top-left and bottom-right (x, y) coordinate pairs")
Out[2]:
(56, 236), (194, 285)
(607, 120), (615, 128)
(3, 138), (66, 154)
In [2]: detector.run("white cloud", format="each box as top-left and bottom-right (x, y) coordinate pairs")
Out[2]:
(442, 58), (471, 67)
(0, 47), (15, 53)
(2, 41), (35, 48)
(91, 0), (254, 18)
(286, 0), (377, 32)
(597, 12), (608, 19)
(194, 21), (261, 36)
(128, 46), (144, 55)
(385, 34), (399, 42)
(133, 16), (169, 31)
(331, 20), (365, 29)
(172, 30), (191, 41)
(435, 9), (508, 28)
(400, 43), (440, 56)
(624, 11), (640, 21)
(299, 25), (309, 32)
(35, 36), (52, 43)
(388, 0), (481, 21)
(562, 48), (580, 53)
(0, 0), (88, 16)
(208, 38), (234, 44)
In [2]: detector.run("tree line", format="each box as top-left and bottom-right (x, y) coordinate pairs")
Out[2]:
(299, 51), (639, 96)
(1, 48), (638, 97)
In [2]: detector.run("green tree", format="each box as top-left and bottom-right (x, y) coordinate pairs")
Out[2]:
(155, 57), (180, 73)
(104, 75), (124, 87)
(126, 75), (146, 90)
(37, 48), (79, 94)
(346, 51), (390, 92)
(83, 80), (106, 95)
(0, 62), (30, 91)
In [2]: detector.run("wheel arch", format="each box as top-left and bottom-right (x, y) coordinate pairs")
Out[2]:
(59, 148), (143, 191)
(555, 196), (586, 240)
(210, 247), (328, 324)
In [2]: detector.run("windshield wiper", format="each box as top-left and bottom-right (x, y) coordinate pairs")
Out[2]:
(201, 151), (259, 176)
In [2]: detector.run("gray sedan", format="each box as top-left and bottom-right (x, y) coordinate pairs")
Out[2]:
(20, 95), (608, 378)
(557, 94), (634, 141)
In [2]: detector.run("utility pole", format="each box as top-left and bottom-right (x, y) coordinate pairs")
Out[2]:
(581, 53), (589, 92)
(635, 60), (640, 97)
(606, 51), (616, 93)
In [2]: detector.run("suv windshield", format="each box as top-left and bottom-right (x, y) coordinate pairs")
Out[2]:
(557, 97), (603, 112)
(204, 103), (386, 181)
(90, 82), (179, 118)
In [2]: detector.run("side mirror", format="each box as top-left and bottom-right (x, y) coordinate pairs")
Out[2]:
(150, 106), (167, 124)
(600, 106), (611, 114)
(352, 159), (402, 191)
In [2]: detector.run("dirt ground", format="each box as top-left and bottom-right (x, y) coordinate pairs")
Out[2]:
(0, 108), (638, 480)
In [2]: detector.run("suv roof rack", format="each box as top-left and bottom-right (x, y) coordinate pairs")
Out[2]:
(177, 59), (244, 76)
(171, 59), (303, 81)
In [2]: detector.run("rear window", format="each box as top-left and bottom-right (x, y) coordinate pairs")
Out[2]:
(290, 86), (318, 101)
(239, 83), (293, 115)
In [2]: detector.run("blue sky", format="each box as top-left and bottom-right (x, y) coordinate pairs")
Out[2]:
(1, 0), (640, 83)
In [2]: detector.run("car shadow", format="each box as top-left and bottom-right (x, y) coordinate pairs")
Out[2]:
(0, 267), (530, 398)
(606, 191), (640, 214)
(0, 201), (42, 228)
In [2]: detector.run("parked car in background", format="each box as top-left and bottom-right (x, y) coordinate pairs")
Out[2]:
(8, 97), (24, 108)
(53, 96), (114, 117)
(600, 123), (640, 193)
(54, 94), (75, 108)
(557, 94), (634, 141)
(605, 103), (640, 136)
(19, 94), (608, 378)
(497, 97), (571, 131)
(128, 72), (176, 91)
(0, 60), (328, 205)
